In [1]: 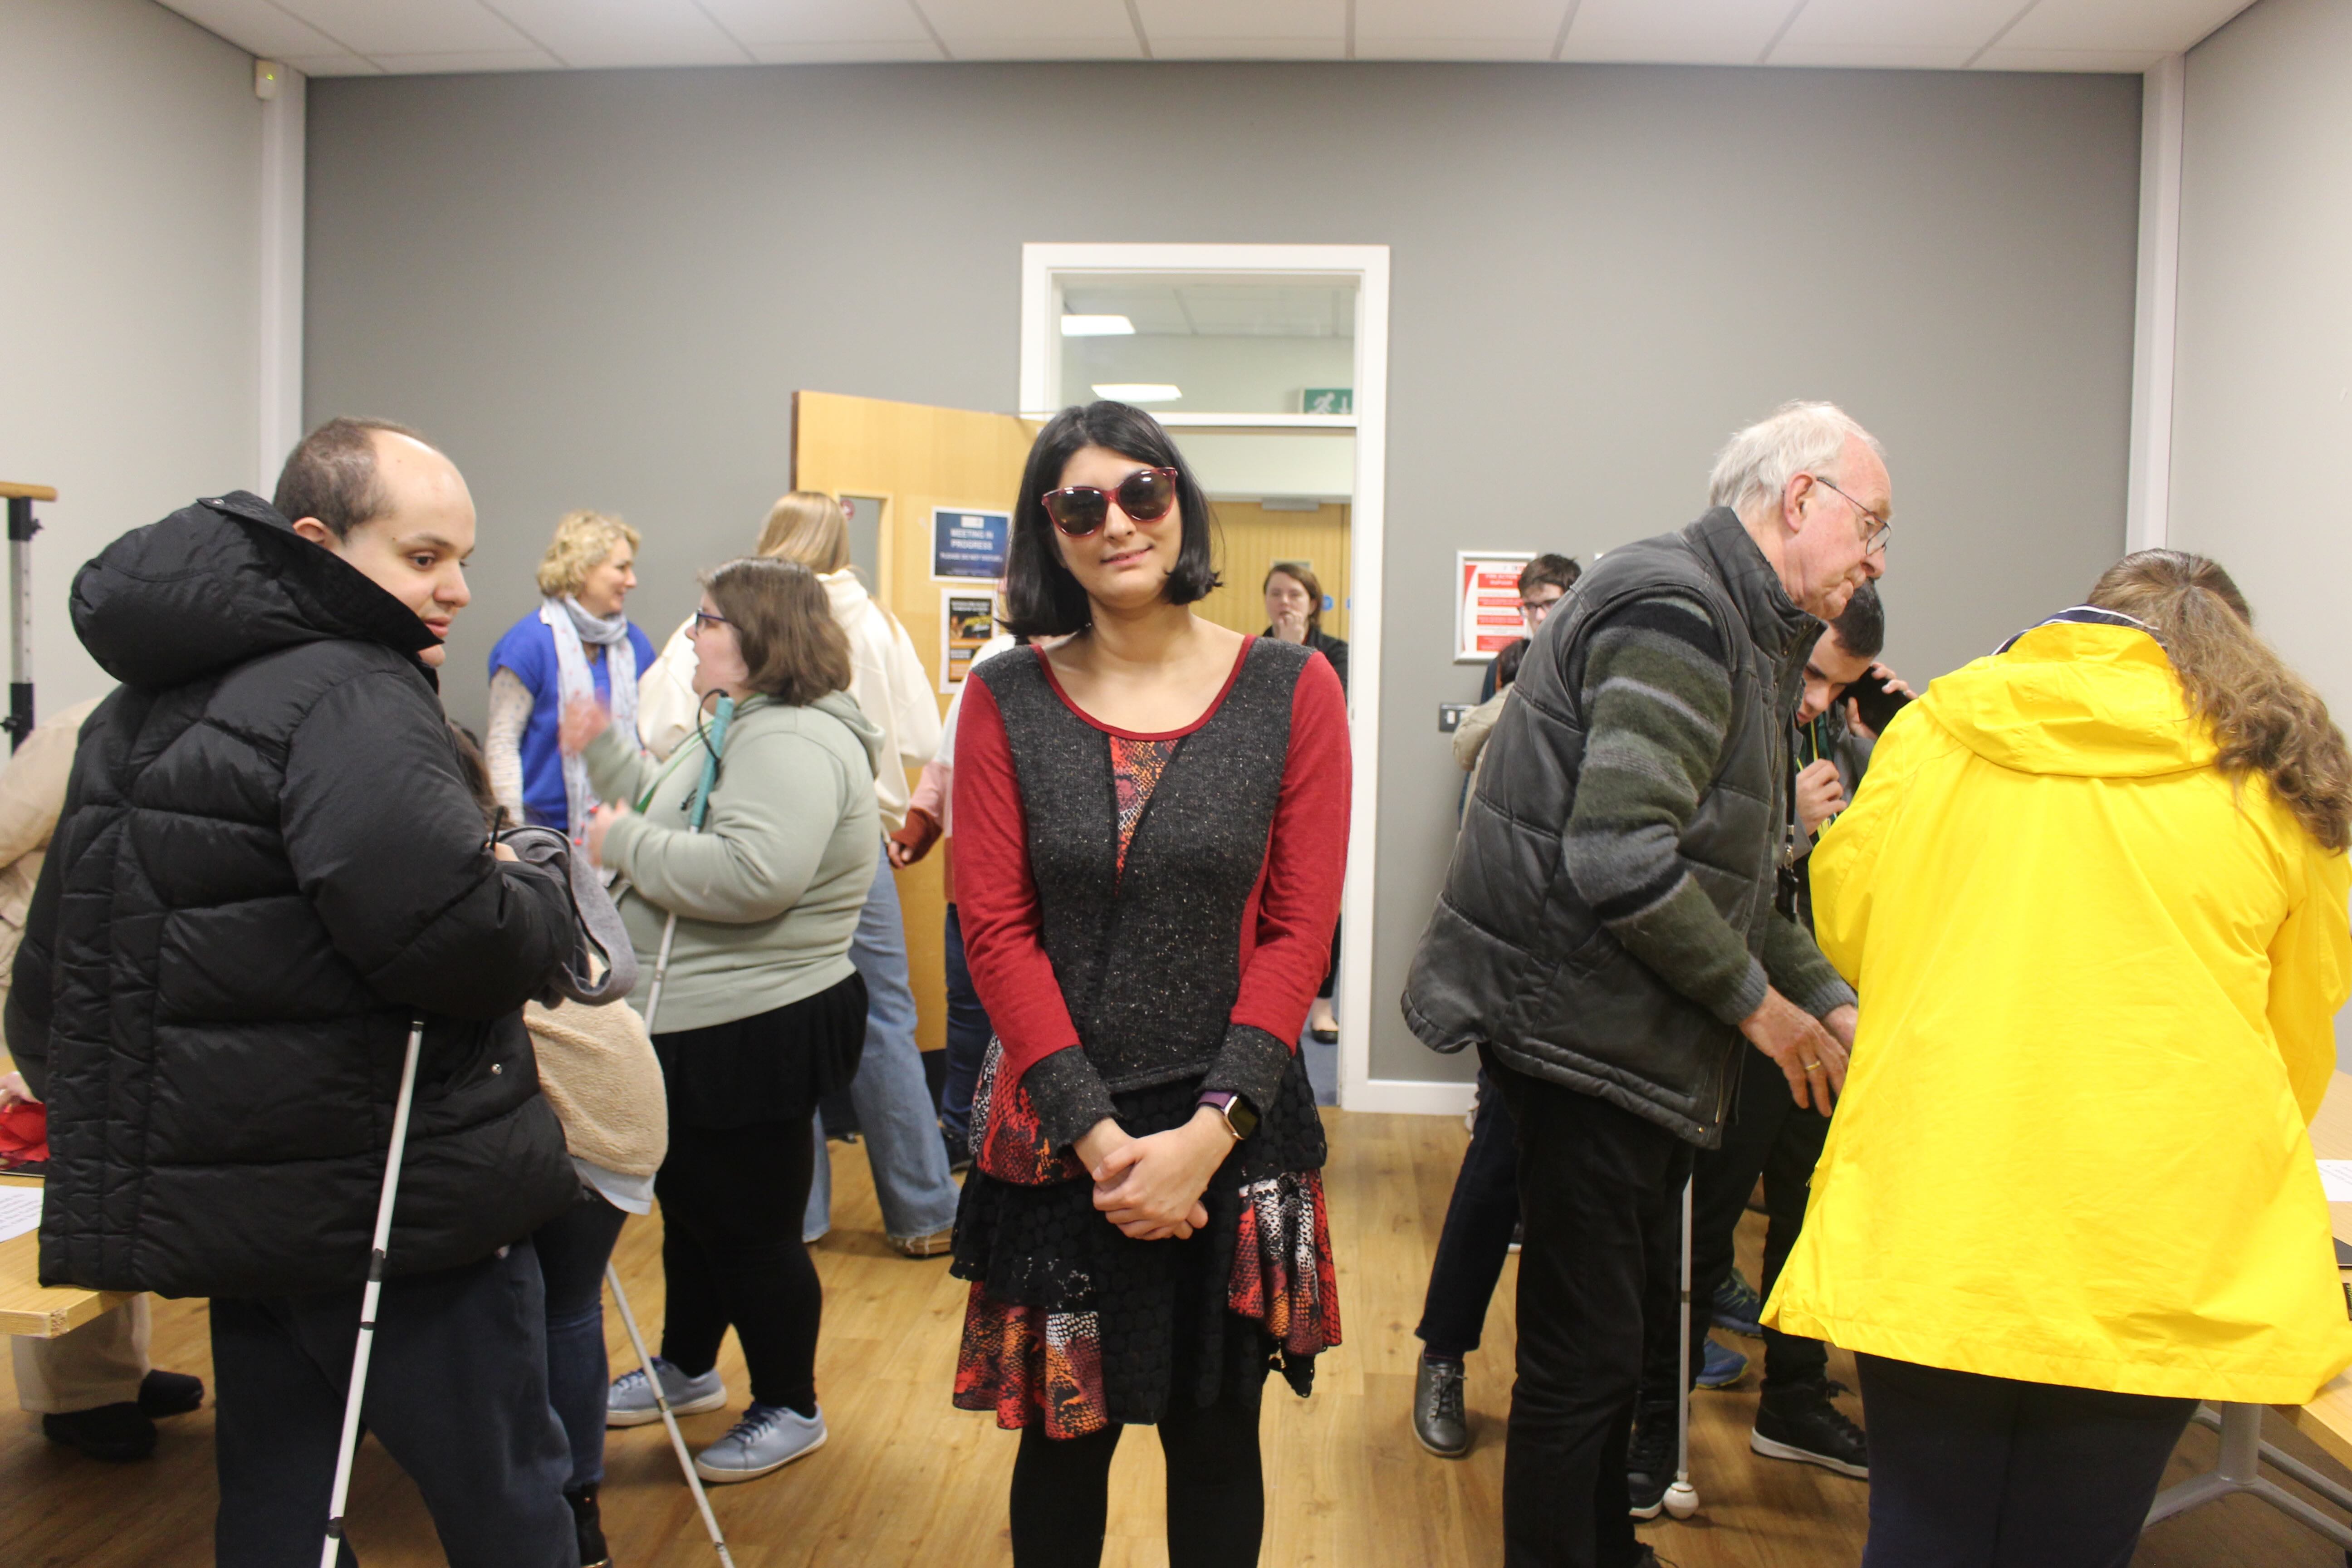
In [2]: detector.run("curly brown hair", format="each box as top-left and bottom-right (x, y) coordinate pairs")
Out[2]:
(2088, 550), (2352, 853)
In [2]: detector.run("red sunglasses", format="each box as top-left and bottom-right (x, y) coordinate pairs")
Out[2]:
(1040, 467), (1179, 537)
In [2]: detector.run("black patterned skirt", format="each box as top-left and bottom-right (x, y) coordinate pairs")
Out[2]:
(950, 1048), (1340, 1438)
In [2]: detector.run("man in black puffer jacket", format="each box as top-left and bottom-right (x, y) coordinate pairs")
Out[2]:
(8, 418), (583, 1566)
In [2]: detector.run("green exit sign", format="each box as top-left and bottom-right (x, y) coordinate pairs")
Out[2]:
(1302, 387), (1353, 415)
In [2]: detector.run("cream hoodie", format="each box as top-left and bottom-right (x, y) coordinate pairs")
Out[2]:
(637, 568), (941, 832)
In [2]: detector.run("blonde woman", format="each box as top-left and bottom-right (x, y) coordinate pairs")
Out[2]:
(640, 492), (956, 1255)
(487, 510), (653, 835)
(1768, 551), (2352, 1568)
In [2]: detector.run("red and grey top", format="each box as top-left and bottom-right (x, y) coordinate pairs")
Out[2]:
(954, 635), (1350, 1148)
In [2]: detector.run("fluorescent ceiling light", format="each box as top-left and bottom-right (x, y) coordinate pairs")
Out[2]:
(1093, 383), (1181, 403)
(1061, 314), (1135, 337)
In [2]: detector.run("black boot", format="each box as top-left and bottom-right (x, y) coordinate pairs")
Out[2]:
(41, 1403), (158, 1462)
(1750, 1377), (1868, 1479)
(1625, 1401), (1676, 1519)
(138, 1368), (205, 1418)
(566, 1484), (612, 1568)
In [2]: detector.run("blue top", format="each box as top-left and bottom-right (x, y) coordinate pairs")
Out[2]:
(488, 611), (658, 830)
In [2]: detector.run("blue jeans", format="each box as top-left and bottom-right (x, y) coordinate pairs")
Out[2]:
(938, 902), (994, 1150)
(805, 838), (961, 1243)
(533, 1192), (628, 1492)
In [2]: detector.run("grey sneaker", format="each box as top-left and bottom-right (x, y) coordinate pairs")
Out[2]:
(1413, 1354), (1471, 1458)
(693, 1402), (828, 1482)
(606, 1358), (727, 1427)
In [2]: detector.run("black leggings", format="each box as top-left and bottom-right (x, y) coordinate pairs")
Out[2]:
(1009, 1395), (1265, 1568)
(656, 1116), (821, 1416)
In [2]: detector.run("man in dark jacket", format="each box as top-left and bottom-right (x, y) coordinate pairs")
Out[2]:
(8, 417), (583, 1566)
(1403, 401), (1889, 1567)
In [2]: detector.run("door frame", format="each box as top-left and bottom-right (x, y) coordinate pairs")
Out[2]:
(1020, 243), (1449, 1116)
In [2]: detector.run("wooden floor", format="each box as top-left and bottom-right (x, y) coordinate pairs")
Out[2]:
(5, 1108), (2351, 1566)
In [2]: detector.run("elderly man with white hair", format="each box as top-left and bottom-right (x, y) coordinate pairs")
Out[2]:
(1404, 401), (1889, 1567)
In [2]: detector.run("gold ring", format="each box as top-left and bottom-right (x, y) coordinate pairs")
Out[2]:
(1802, 1060), (1821, 1072)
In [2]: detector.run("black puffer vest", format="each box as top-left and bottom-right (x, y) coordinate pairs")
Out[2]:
(9, 491), (579, 1298)
(1401, 509), (1816, 1146)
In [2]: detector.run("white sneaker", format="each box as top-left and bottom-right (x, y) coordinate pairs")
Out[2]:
(693, 1402), (828, 1482)
(606, 1358), (727, 1427)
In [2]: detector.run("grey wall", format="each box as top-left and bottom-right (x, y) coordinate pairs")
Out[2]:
(2169, 0), (2352, 1068)
(304, 62), (2142, 1087)
(1, 0), (261, 712)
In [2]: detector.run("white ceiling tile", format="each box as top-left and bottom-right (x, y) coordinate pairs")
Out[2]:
(747, 39), (946, 61)
(273, 0), (529, 55)
(1354, 0), (1562, 48)
(371, 48), (570, 73)
(1353, 36), (1555, 59)
(1970, 44), (2167, 69)
(701, 0), (932, 46)
(157, 0), (346, 58)
(1771, 0), (2020, 55)
(283, 51), (383, 75)
(1151, 37), (1348, 58)
(2000, 0), (2255, 52)
(918, 0), (1133, 44)
(1561, 0), (1798, 64)
(488, 0), (750, 66)
(1766, 41), (1980, 67)
(1132, 0), (1342, 43)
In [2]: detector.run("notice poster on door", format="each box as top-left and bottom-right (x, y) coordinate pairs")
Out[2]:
(1456, 551), (1534, 662)
(931, 507), (1011, 581)
(941, 590), (998, 695)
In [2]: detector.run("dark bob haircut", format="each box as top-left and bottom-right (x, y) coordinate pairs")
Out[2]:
(1002, 401), (1220, 638)
(702, 557), (853, 706)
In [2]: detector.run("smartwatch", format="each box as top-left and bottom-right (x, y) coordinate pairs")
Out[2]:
(1197, 1089), (1259, 1142)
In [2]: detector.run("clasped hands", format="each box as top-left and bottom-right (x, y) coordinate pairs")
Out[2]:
(1740, 990), (1857, 1113)
(1073, 1111), (1236, 1241)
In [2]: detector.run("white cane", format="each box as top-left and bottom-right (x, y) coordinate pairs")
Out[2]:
(319, 1016), (427, 1568)
(604, 692), (738, 1564)
(1661, 1176), (1700, 1520)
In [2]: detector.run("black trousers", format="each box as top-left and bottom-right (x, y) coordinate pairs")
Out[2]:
(210, 1241), (577, 1568)
(657, 1115), (823, 1416)
(1008, 1393), (1266, 1568)
(1488, 1053), (1692, 1568)
(1416, 1068), (1520, 1359)
(1679, 1044), (1830, 1394)
(1856, 1353), (2194, 1568)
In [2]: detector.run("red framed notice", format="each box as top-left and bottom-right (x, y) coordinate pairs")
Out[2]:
(1455, 551), (1534, 662)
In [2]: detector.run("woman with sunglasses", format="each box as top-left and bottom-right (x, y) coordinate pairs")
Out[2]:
(950, 402), (1349, 1567)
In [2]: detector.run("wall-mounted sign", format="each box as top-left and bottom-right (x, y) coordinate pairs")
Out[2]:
(932, 507), (1010, 581)
(941, 590), (997, 695)
(1301, 387), (1353, 415)
(1455, 551), (1534, 662)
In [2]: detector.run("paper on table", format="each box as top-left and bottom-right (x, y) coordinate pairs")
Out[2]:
(0, 1184), (38, 1244)
(2320, 1161), (2352, 1202)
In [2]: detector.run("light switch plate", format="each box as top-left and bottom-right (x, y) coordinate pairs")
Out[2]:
(1438, 703), (1472, 734)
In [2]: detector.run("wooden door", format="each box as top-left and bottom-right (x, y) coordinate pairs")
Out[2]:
(1191, 500), (1352, 642)
(791, 392), (1037, 1054)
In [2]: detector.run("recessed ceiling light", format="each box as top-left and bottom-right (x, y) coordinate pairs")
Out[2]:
(1092, 383), (1181, 403)
(1061, 314), (1135, 337)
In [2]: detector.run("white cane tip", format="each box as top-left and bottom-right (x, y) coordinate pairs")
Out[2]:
(1662, 1482), (1699, 1519)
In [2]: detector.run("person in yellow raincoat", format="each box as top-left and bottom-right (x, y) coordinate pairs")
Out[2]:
(1767, 549), (2352, 1568)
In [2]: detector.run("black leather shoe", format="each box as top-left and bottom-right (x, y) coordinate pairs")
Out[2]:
(138, 1368), (204, 1418)
(1750, 1380), (1869, 1479)
(1625, 1402), (1675, 1519)
(567, 1484), (612, 1568)
(1412, 1354), (1470, 1458)
(42, 1403), (158, 1461)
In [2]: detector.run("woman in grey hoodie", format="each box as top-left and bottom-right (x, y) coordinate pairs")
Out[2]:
(563, 556), (884, 1487)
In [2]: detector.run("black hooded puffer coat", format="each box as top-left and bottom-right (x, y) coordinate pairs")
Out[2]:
(6, 491), (580, 1298)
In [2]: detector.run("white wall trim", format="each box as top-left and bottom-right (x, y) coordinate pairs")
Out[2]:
(2126, 54), (2185, 554)
(1016, 244), (1437, 1114)
(258, 64), (305, 493)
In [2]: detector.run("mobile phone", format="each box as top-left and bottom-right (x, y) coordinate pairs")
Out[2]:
(1851, 679), (1912, 735)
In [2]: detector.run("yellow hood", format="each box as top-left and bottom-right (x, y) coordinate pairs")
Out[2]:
(1916, 620), (2215, 779)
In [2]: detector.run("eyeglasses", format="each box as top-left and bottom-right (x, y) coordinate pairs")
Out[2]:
(692, 609), (731, 632)
(1811, 476), (1891, 557)
(1040, 467), (1179, 538)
